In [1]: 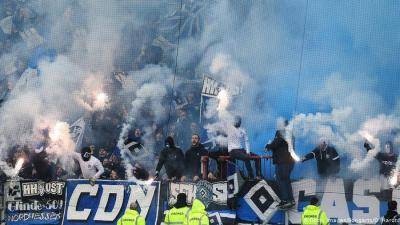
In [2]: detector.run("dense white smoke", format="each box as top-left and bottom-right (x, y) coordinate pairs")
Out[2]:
(0, 57), (88, 151)
(285, 108), (400, 175)
(202, 53), (252, 147)
(0, 0), (398, 182)
(47, 121), (76, 155)
(0, 0), (161, 174)
(117, 65), (177, 178)
(184, 1), (295, 147)
(188, 2), (399, 178)
(75, 74), (110, 112)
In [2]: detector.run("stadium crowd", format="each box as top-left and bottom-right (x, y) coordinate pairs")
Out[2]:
(0, 0), (211, 182)
(1, 0), (400, 217)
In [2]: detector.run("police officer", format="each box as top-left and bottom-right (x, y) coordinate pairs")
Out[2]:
(117, 202), (145, 225)
(187, 199), (209, 225)
(301, 197), (329, 225)
(165, 193), (190, 225)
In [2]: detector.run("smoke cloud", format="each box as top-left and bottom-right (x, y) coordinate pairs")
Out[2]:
(0, 0), (168, 173)
(0, 0), (399, 181)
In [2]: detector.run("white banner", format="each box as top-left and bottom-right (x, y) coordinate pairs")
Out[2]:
(201, 75), (242, 97)
(69, 117), (85, 151)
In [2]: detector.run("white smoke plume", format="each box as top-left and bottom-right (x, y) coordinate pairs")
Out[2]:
(75, 74), (110, 112)
(47, 121), (76, 155)
(0, 0), (398, 182)
(202, 53), (253, 147)
(0, 0), (161, 174)
(117, 65), (177, 178)
(286, 108), (400, 175)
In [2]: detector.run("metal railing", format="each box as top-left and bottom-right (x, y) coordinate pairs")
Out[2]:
(201, 155), (272, 180)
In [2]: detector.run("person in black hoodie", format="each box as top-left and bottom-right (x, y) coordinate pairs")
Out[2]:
(265, 118), (295, 209)
(31, 140), (55, 181)
(365, 140), (398, 189)
(301, 138), (340, 177)
(185, 134), (208, 181)
(382, 200), (399, 225)
(155, 136), (185, 180)
(365, 141), (397, 178)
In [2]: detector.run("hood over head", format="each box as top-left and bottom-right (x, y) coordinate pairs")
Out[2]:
(191, 199), (206, 212)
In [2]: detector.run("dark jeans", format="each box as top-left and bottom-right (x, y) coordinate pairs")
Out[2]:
(275, 163), (294, 201)
(166, 167), (183, 180)
(229, 149), (255, 178)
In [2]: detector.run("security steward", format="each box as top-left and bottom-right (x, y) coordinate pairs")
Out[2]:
(187, 199), (209, 225)
(165, 193), (190, 225)
(117, 202), (145, 225)
(301, 197), (329, 225)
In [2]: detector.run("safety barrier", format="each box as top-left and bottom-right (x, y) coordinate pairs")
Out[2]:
(201, 155), (272, 180)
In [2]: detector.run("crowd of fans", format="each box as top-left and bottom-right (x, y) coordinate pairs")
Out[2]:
(0, 0), (212, 182)
(0, 127), (216, 182)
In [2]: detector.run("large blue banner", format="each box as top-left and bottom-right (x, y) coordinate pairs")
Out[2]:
(3, 178), (400, 225)
(235, 178), (400, 224)
(62, 179), (161, 225)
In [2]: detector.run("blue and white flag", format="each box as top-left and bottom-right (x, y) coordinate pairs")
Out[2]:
(62, 179), (161, 225)
(69, 118), (85, 152)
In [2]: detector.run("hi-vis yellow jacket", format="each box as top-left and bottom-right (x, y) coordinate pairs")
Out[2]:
(117, 209), (145, 225)
(301, 205), (329, 225)
(164, 206), (190, 225)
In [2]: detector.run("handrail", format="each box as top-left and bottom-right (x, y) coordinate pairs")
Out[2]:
(201, 155), (272, 180)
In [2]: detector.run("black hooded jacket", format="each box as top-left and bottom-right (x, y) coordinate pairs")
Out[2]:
(265, 131), (295, 165)
(365, 143), (398, 177)
(382, 210), (399, 225)
(155, 137), (185, 175)
(303, 146), (340, 176)
(185, 143), (208, 177)
(31, 151), (54, 180)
